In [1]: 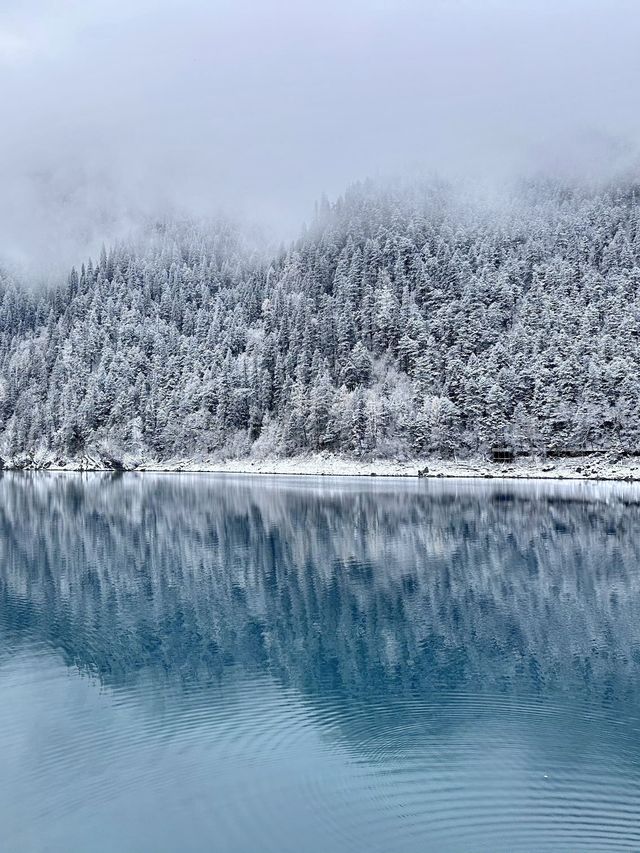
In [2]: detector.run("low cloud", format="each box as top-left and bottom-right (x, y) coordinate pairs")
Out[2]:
(1, 0), (639, 275)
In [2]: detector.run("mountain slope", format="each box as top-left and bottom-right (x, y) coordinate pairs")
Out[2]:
(2, 180), (640, 463)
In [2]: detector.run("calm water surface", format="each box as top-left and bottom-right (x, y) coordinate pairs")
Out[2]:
(1, 473), (640, 852)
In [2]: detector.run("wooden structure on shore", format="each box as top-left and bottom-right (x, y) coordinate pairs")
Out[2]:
(490, 446), (515, 463)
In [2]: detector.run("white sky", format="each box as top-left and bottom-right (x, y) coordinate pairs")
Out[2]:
(1, 0), (639, 272)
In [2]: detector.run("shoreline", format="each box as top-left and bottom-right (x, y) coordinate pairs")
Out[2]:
(5, 453), (640, 483)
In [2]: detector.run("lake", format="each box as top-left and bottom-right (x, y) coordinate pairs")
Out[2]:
(1, 472), (640, 852)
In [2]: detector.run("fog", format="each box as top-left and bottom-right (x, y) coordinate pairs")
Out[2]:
(1, 0), (639, 274)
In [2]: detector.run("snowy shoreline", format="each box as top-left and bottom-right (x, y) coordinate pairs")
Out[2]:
(5, 453), (640, 483)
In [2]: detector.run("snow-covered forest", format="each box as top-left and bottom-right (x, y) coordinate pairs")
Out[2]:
(2, 179), (640, 463)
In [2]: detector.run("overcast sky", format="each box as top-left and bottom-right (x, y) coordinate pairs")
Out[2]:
(1, 0), (639, 272)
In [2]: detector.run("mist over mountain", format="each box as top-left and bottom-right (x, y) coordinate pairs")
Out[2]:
(2, 1), (640, 462)
(1, 0), (640, 274)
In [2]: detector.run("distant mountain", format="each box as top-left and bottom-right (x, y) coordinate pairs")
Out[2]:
(2, 179), (640, 463)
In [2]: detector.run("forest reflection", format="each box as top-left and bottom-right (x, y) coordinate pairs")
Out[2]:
(1, 472), (640, 718)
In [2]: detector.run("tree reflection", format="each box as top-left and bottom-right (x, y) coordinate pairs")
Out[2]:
(1, 472), (639, 712)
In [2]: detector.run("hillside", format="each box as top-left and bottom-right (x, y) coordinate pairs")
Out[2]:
(2, 179), (640, 465)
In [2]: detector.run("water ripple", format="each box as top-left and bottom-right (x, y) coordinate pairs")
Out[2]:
(3, 474), (640, 852)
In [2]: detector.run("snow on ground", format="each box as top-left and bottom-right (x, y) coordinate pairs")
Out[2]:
(6, 452), (640, 482)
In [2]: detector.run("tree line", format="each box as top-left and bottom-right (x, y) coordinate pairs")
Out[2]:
(1, 178), (640, 462)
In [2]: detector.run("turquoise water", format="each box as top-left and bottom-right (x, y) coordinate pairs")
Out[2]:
(1, 473), (640, 852)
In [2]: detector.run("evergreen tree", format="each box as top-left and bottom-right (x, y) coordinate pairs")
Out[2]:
(1, 179), (639, 462)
